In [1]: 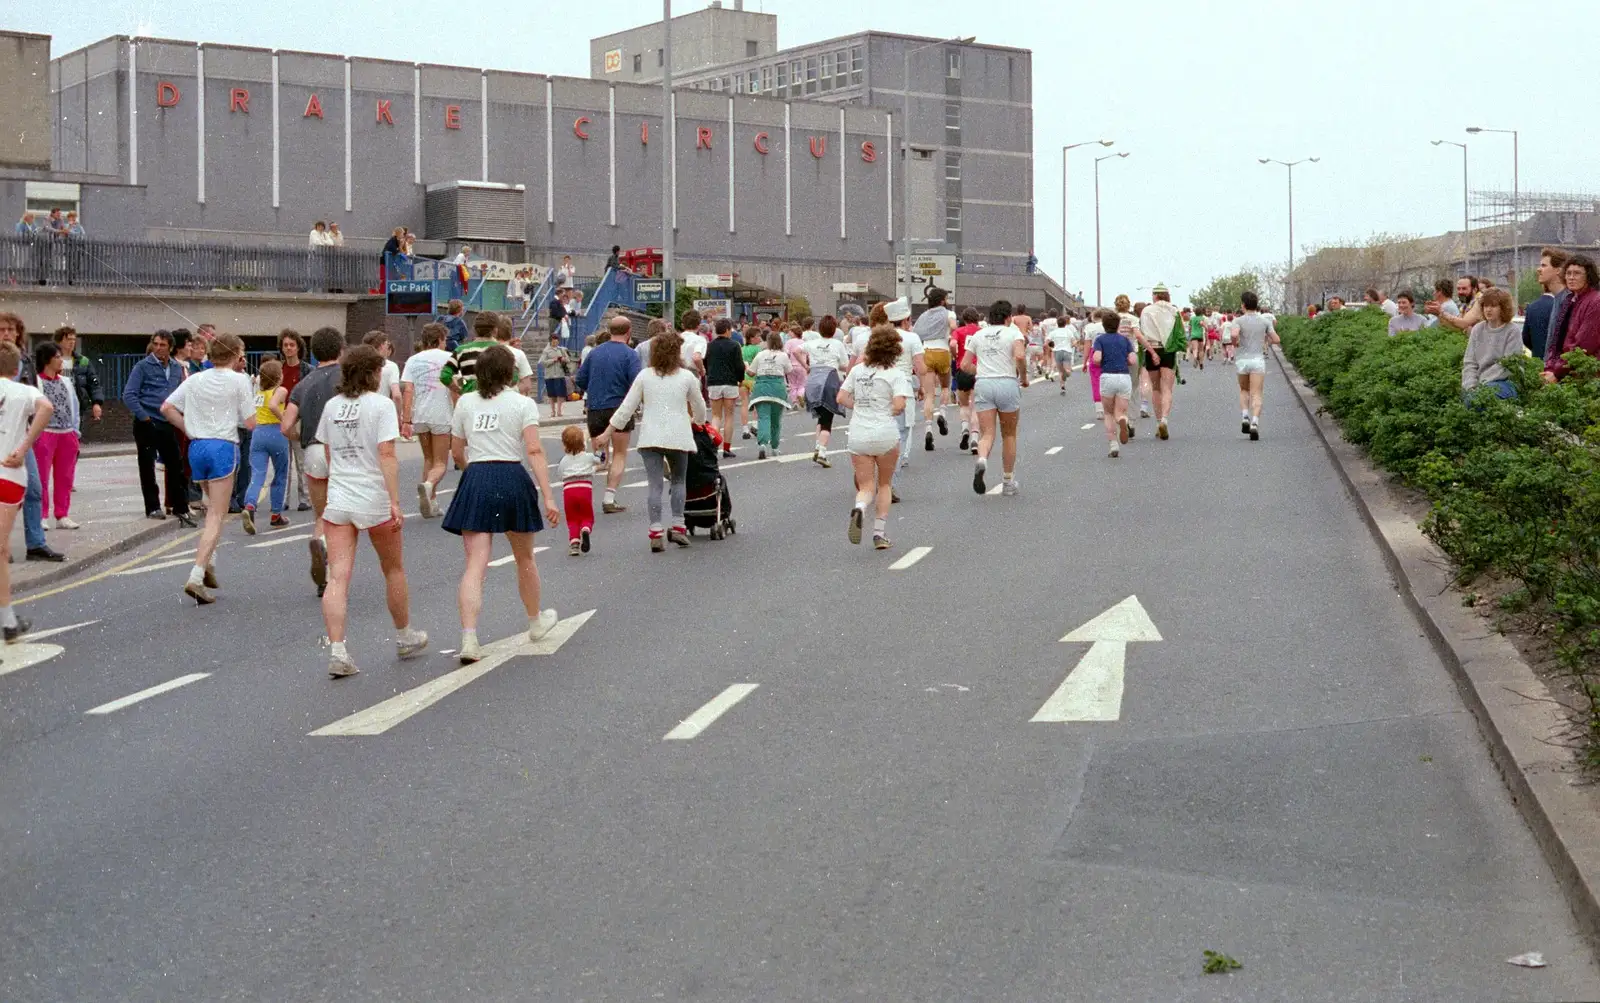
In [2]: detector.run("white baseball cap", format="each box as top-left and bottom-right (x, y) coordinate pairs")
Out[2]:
(884, 297), (912, 323)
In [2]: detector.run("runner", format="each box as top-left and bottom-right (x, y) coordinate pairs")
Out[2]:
(1012, 305), (1041, 378)
(1138, 284), (1182, 440)
(1205, 311), (1222, 361)
(949, 307), (981, 453)
(803, 315), (851, 468)
(1233, 290), (1278, 440)
(961, 299), (1027, 496)
(1051, 313), (1075, 392)
(240, 358), (291, 534)
(1081, 309), (1105, 419)
(704, 318), (745, 457)
(0, 341), (52, 640)
(442, 345), (560, 664)
(1221, 312), (1238, 362)
(837, 326), (911, 550)
(160, 333), (255, 604)
(1184, 306), (1206, 369)
(400, 322), (455, 519)
(280, 326), (345, 596)
(314, 345), (428, 678)
(1091, 311), (1138, 457)
(913, 287), (955, 450)
(881, 298), (926, 494)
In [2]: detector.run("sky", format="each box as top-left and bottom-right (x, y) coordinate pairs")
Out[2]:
(12, 0), (1582, 306)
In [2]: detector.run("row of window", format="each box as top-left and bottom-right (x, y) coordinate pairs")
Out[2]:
(688, 45), (864, 97)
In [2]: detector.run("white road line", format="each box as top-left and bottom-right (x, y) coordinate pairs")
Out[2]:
(663, 683), (759, 740)
(1031, 641), (1125, 722)
(488, 547), (548, 567)
(159, 541), (233, 560)
(888, 546), (932, 571)
(309, 610), (595, 736)
(986, 483), (1004, 496)
(436, 487), (456, 496)
(1080, 423), (1096, 430)
(1045, 446), (1063, 456)
(25, 619), (99, 642)
(246, 532), (313, 549)
(112, 556), (196, 577)
(0, 642), (66, 679)
(85, 672), (210, 715)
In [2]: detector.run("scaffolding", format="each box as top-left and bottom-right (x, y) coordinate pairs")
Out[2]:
(1471, 189), (1600, 226)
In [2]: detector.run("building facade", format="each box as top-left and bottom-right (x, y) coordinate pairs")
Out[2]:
(589, 3), (777, 84)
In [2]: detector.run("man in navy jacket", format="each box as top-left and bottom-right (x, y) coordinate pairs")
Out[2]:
(122, 330), (192, 526)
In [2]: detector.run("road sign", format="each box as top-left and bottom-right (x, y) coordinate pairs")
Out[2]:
(386, 279), (435, 316)
(633, 278), (667, 304)
(896, 253), (956, 302)
(694, 299), (731, 322)
(1031, 596), (1162, 723)
(832, 282), (871, 293)
(686, 273), (735, 289)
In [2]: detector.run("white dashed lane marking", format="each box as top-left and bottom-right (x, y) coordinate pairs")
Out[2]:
(888, 546), (932, 571)
(664, 683), (759, 741)
(85, 672), (211, 715)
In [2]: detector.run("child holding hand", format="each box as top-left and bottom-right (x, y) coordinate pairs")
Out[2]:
(558, 425), (602, 555)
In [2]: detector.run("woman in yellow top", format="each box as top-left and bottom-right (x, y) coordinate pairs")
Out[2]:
(241, 358), (292, 534)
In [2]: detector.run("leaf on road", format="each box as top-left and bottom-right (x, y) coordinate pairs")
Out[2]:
(1202, 950), (1242, 974)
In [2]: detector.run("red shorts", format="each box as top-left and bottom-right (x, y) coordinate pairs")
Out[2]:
(0, 478), (24, 506)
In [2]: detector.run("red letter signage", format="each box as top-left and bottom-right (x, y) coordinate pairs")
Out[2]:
(155, 81), (180, 107)
(641, 121), (649, 145)
(860, 141), (876, 163)
(376, 99), (394, 125)
(229, 88), (249, 113)
(696, 126), (713, 150)
(753, 132), (769, 155)
(809, 136), (827, 159)
(574, 116), (590, 140)
(444, 105), (461, 130)
(304, 94), (324, 119)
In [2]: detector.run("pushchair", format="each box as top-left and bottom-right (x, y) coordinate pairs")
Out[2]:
(684, 424), (736, 540)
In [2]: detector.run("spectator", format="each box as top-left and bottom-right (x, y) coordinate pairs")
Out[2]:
(1524, 247), (1569, 361)
(64, 211), (84, 239)
(1429, 276), (1479, 331)
(437, 299), (469, 352)
(1327, 296), (1345, 312)
(1387, 292), (1426, 335)
(1546, 255), (1600, 383)
(0, 314), (60, 560)
(537, 334), (575, 418)
(52, 326), (103, 426)
(379, 226), (404, 286)
(327, 222), (344, 247)
(1462, 288), (1522, 399)
(44, 208), (66, 238)
(122, 329), (191, 526)
(309, 221), (331, 247)
(13, 212), (37, 236)
(506, 268), (528, 314)
(1364, 288), (1385, 310)
(556, 254), (576, 288)
(31, 342), (81, 529)
(400, 228), (415, 258)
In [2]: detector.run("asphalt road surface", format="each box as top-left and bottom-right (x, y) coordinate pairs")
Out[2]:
(3, 357), (1597, 1002)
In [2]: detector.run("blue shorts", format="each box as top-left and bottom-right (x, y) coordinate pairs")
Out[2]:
(188, 438), (239, 482)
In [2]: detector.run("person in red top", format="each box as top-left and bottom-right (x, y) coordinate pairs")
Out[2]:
(277, 329), (311, 511)
(1546, 255), (1600, 383)
(949, 306), (982, 453)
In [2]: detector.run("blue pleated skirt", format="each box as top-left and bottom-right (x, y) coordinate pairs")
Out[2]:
(442, 461), (544, 535)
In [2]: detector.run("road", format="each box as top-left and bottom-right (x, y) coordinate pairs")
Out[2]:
(2, 356), (1596, 1002)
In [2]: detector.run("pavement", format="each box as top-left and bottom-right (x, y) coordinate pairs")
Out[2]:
(2, 361), (1598, 1002)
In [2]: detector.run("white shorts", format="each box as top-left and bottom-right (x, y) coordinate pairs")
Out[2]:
(322, 507), (393, 530)
(848, 426), (901, 457)
(1236, 357), (1266, 375)
(413, 422), (451, 436)
(1099, 373), (1133, 400)
(707, 384), (740, 401)
(973, 377), (1022, 414)
(303, 442), (330, 480)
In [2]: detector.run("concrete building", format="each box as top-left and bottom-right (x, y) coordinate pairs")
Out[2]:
(590, 2), (778, 84)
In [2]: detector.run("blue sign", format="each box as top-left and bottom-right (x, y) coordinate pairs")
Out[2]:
(634, 279), (667, 305)
(386, 279), (435, 316)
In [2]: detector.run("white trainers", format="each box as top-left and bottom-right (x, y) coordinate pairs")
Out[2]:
(396, 626), (429, 659)
(54, 516), (81, 530)
(528, 609), (559, 641)
(328, 651), (359, 678)
(458, 633), (482, 664)
(1001, 479), (1019, 497)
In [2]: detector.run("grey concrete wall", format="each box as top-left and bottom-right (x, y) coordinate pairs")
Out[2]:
(0, 286), (360, 340)
(591, 7), (777, 83)
(0, 31), (52, 170)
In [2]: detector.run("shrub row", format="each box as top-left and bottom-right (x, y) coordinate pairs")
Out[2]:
(1280, 306), (1600, 762)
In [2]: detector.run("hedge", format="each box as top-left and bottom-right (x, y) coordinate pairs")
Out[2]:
(1280, 306), (1600, 762)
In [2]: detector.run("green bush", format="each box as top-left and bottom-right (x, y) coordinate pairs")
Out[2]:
(1281, 308), (1600, 762)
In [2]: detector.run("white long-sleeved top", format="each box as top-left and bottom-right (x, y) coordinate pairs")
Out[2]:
(609, 367), (707, 452)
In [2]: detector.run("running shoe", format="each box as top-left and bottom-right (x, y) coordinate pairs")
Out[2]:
(1157, 419), (1169, 441)
(668, 526), (691, 548)
(528, 609), (559, 641)
(270, 514), (291, 528)
(328, 652), (359, 678)
(1108, 443), (1120, 459)
(936, 413), (948, 436)
(1242, 417), (1251, 434)
(54, 517), (80, 530)
(580, 527), (592, 554)
(569, 539), (582, 556)
(1250, 421), (1260, 442)
(240, 506), (256, 535)
(3, 617), (31, 644)
(1118, 418), (1130, 444)
(603, 500), (627, 514)
(742, 429), (752, 440)
(308, 536), (327, 589)
(722, 448), (736, 459)
(417, 483), (435, 519)
(924, 429), (934, 451)
(1002, 480), (1018, 497)
(891, 488), (901, 504)
(1140, 404), (1151, 418)
(459, 635), (483, 665)
(203, 564), (218, 589)
(396, 627), (429, 659)
(958, 430), (971, 451)
(758, 447), (767, 460)
(650, 530), (665, 552)
(848, 506), (864, 545)
(184, 581), (215, 605)
(297, 502), (312, 512)
(972, 459), (987, 495)
(873, 534), (892, 551)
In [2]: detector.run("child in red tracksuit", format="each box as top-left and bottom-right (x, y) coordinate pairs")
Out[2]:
(558, 425), (601, 555)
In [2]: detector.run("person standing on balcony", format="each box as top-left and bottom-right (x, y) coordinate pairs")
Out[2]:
(327, 222), (344, 247)
(379, 227), (404, 287)
(13, 212), (37, 236)
(556, 254), (576, 289)
(121, 329), (191, 529)
(309, 221), (331, 247)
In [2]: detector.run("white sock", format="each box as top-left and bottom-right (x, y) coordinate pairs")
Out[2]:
(330, 640), (348, 659)
(603, 488), (616, 504)
(0, 605), (16, 629)
(975, 456), (987, 469)
(462, 628), (478, 646)
(854, 499), (868, 512)
(873, 518), (886, 534)
(187, 564), (205, 585)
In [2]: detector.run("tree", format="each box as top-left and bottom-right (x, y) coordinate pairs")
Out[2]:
(1190, 269), (1264, 314)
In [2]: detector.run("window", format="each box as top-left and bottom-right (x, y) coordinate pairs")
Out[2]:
(835, 50), (849, 87)
(748, 70), (759, 93)
(633, 53), (642, 74)
(761, 65), (773, 92)
(735, 74), (745, 94)
(946, 49), (961, 78)
(747, 39), (759, 58)
(789, 60), (801, 96)
(658, 48), (665, 67)
(850, 46), (864, 85)
(820, 52), (833, 92)
(945, 102), (961, 138)
(944, 155), (961, 183)
(805, 56), (818, 95)
(945, 201), (962, 235)
(24, 181), (79, 217)
(775, 62), (787, 90)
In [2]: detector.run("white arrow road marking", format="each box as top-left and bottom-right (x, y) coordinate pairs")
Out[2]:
(86, 672), (210, 714)
(309, 610), (595, 736)
(664, 683), (759, 740)
(0, 642), (66, 679)
(25, 619), (99, 642)
(888, 546), (932, 571)
(986, 483), (1004, 495)
(1046, 446), (1063, 456)
(489, 548), (548, 567)
(1032, 596), (1162, 723)
(246, 532), (313, 549)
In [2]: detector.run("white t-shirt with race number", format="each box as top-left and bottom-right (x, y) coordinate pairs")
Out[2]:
(842, 365), (913, 438)
(163, 367), (254, 442)
(316, 392), (400, 516)
(806, 338), (851, 373)
(401, 348), (455, 427)
(449, 389), (541, 465)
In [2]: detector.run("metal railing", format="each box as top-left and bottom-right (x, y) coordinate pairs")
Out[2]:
(97, 350), (284, 396)
(0, 235), (376, 294)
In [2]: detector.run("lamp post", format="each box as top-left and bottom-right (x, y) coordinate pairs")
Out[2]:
(1467, 126), (1519, 307)
(1062, 139), (1113, 296)
(899, 35), (975, 301)
(1258, 157), (1319, 311)
(1093, 151), (1129, 306)
(661, 0), (673, 289)
(1431, 139), (1469, 277)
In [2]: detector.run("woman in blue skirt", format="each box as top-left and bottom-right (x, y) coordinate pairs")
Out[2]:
(443, 345), (562, 664)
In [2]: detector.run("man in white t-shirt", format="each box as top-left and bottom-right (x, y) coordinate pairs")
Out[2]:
(0, 341), (51, 641)
(882, 298), (926, 493)
(677, 308), (708, 378)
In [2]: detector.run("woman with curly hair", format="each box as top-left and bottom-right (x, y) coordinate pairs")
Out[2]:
(836, 325), (912, 550)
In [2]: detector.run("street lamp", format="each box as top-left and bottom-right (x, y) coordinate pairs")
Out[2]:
(661, 1), (675, 292)
(899, 36), (976, 302)
(1093, 151), (1130, 306)
(1062, 139), (1114, 295)
(1432, 140), (1470, 277)
(1258, 157), (1319, 311)
(1467, 125), (1519, 306)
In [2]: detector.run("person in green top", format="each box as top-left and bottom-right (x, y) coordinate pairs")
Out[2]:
(440, 312), (500, 398)
(1183, 307), (1206, 370)
(738, 327), (763, 440)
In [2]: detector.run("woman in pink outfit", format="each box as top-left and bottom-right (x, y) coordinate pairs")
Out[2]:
(1083, 308), (1104, 419)
(31, 342), (82, 529)
(782, 322), (809, 405)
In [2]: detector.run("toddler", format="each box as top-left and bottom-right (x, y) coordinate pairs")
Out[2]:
(558, 425), (601, 555)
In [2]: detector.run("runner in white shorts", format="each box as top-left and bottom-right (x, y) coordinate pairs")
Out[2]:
(1232, 290), (1278, 441)
(1090, 311), (1139, 457)
(838, 326), (912, 551)
(961, 299), (1027, 496)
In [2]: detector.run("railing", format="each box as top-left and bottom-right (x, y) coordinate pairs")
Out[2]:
(96, 350), (283, 397)
(1, 235), (376, 294)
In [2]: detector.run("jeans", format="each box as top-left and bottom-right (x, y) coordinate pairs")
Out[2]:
(32, 430), (79, 519)
(755, 402), (784, 448)
(639, 448), (688, 528)
(245, 423), (291, 514)
(288, 438), (310, 507)
(22, 449), (44, 549)
(133, 418), (189, 517)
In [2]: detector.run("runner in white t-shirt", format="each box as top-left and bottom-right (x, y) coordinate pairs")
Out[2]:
(399, 322), (456, 518)
(837, 325), (913, 550)
(0, 344), (51, 641)
(881, 298), (926, 494)
(314, 345), (428, 679)
(960, 300), (1027, 496)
